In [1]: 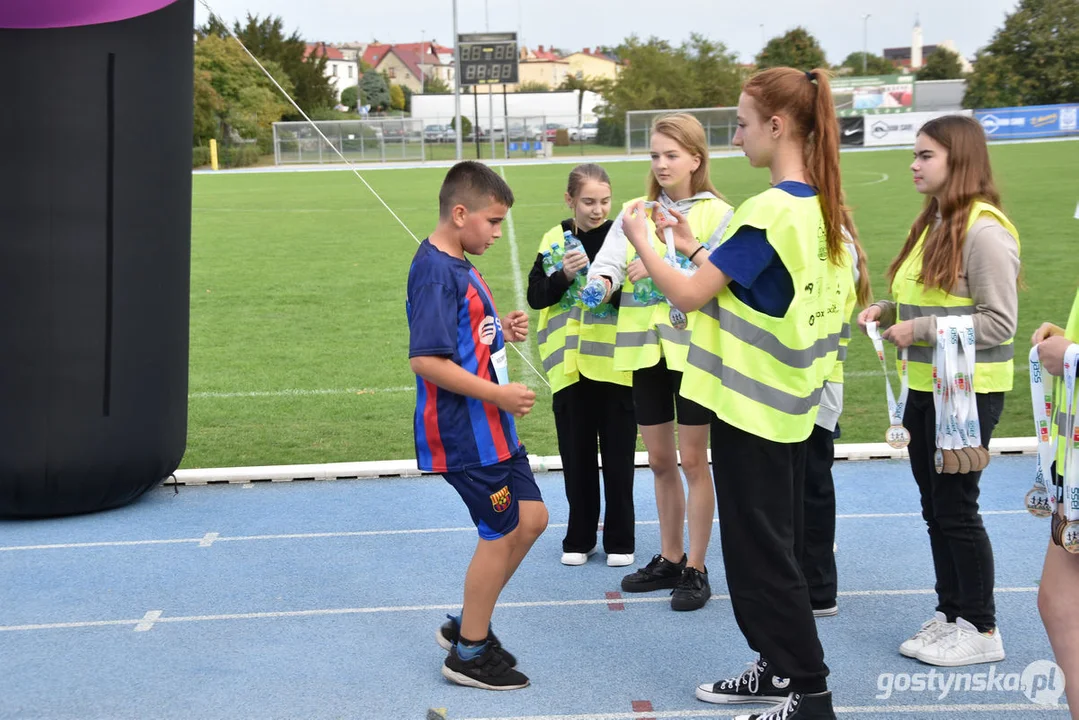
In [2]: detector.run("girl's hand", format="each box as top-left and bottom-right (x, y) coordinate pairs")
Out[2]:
(561, 250), (588, 281)
(1032, 322), (1065, 346)
(655, 207), (698, 257)
(627, 258), (650, 283)
(621, 201), (652, 253)
(882, 319), (915, 349)
(857, 305), (882, 334)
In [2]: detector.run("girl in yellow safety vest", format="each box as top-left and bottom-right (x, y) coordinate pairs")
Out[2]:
(621, 67), (852, 719)
(858, 114), (1020, 668)
(526, 164), (637, 569)
(1032, 291), (1079, 718)
(585, 113), (734, 612)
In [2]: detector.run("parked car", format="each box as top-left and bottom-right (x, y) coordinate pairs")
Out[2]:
(423, 124), (455, 143)
(568, 122), (599, 142)
(506, 124), (543, 141)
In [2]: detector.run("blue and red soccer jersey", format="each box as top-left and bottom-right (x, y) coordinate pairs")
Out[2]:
(406, 239), (522, 473)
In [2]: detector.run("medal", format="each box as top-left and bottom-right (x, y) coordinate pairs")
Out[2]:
(1063, 520), (1079, 555)
(1026, 487), (1053, 518)
(955, 446), (974, 475)
(885, 424), (910, 449)
(941, 449), (960, 474)
(866, 322), (911, 451)
(669, 307), (688, 330)
(934, 448), (944, 474)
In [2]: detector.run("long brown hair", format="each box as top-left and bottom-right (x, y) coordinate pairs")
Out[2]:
(742, 67), (846, 268)
(840, 208), (873, 307)
(647, 113), (722, 201)
(885, 115), (1001, 293)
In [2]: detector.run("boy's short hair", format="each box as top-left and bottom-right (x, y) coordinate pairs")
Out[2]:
(438, 161), (515, 218)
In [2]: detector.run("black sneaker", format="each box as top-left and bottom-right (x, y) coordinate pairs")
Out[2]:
(441, 644), (529, 690)
(621, 553), (687, 592)
(733, 691), (835, 720)
(695, 656), (791, 704)
(671, 566), (711, 611)
(436, 615), (517, 667)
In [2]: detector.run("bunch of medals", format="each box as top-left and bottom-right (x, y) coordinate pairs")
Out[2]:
(932, 317), (990, 474)
(866, 321), (911, 450)
(640, 201), (691, 331)
(1028, 340), (1079, 553)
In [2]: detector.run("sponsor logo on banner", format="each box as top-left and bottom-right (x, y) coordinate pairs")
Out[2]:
(863, 110), (973, 147)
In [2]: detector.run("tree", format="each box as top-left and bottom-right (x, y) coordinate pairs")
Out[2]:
(839, 51), (896, 75)
(917, 47), (964, 81)
(517, 81), (552, 92)
(401, 85), (413, 112)
(424, 75), (452, 94)
(340, 85), (359, 110)
(757, 27), (828, 70)
(192, 34), (293, 147)
(559, 74), (602, 130)
(597, 34), (742, 119)
(963, 0), (1079, 108)
(360, 71), (391, 110)
(390, 84), (406, 111)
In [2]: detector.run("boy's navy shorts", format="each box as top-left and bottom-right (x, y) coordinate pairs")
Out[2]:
(443, 446), (543, 540)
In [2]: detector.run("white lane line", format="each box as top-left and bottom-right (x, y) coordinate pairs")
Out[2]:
(0, 511), (1029, 553)
(134, 610), (163, 632)
(0, 587), (1039, 633)
(454, 703), (1066, 720)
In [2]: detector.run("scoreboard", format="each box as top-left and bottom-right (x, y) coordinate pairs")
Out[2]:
(457, 32), (519, 86)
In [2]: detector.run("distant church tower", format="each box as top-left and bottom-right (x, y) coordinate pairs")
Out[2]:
(911, 15), (924, 69)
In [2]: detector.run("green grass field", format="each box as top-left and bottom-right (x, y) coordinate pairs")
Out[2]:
(186, 140), (1079, 469)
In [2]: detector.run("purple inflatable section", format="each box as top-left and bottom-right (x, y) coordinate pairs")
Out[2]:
(0, 0), (178, 28)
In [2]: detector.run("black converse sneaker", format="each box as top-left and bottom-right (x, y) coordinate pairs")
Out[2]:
(695, 657), (792, 704)
(436, 615), (517, 668)
(621, 553), (687, 592)
(733, 691), (836, 720)
(442, 644), (529, 690)
(671, 566), (711, 611)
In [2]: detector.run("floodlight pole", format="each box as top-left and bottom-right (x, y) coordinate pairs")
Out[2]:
(862, 14), (871, 74)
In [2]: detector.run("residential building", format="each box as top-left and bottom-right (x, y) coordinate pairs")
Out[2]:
(883, 19), (973, 73)
(305, 43), (358, 100)
(562, 47), (621, 82)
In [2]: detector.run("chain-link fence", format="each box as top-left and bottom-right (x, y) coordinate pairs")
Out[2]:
(272, 118), (427, 164)
(625, 107), (739, 154)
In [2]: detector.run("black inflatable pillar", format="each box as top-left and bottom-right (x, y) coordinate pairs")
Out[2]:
(0, 0), (193, 517)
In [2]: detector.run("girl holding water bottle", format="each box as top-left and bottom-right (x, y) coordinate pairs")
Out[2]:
(528, 164), (638, 568)
(582, 114), (733, 611)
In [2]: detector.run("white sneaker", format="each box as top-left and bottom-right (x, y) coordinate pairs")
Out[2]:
(606, 553), (634, 567)
(916, 617), (1005, 667)
(899, 611), (953, 658)
(561, 546), (598, 566)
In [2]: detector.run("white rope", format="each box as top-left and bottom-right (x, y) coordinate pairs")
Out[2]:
(197, 0), (550, 389)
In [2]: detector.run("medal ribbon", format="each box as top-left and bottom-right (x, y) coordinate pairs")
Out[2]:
(866, 321), (909, 428)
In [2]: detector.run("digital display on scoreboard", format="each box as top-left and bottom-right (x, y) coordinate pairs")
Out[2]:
(457, 32), (519, 86)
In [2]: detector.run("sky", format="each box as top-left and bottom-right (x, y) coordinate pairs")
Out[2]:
(193, 0), (1021, 65)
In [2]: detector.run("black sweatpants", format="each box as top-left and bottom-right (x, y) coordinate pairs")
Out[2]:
(711, 417), (828, 694)
(904, 389), (1005, 632)
(553, 375), (638, 554)
(801, 422), (838, 610)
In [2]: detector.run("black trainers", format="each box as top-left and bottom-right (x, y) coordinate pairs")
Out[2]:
(695, 656), (791, 704)
(671, 566), (711, 611)
(621, 553), (687, 592)
(441, 644), (529, 690)
(733, 691), (835, 720)
(436, 615), (517, 668)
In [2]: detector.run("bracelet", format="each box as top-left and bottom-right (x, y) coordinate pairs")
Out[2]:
(689, 245), (706, 262)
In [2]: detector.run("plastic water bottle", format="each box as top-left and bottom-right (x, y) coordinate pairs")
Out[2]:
(563, 230), (589, 276)
(579, 277), (608, 309)
(633, 277), (658, 304)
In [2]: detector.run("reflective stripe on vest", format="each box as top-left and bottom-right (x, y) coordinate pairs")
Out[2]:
(535, 224), (582, 393)
(613, 195), (734, 373)
(680, 188), (851, 443)
(891, 201), (1020, 393)
(577, 307), (631, 387)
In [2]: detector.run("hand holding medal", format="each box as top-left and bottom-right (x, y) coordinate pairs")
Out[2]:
(1049, 344), (1079, 552)
(865, 321), (911, 449)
